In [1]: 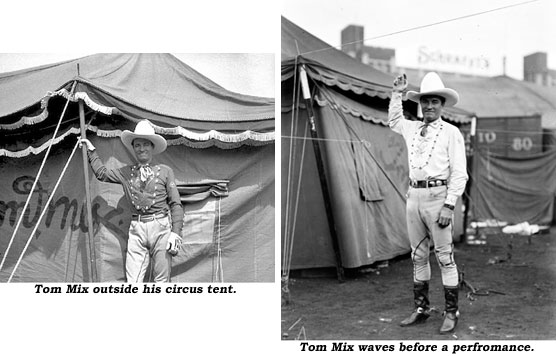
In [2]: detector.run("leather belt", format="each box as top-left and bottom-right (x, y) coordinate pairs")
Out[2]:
(131, 212), (168, 222)
(410, 179), (448, 188)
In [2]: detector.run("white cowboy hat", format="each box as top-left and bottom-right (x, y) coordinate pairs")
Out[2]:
(121, 119), (167, 155)
(406, 72), (459, 107)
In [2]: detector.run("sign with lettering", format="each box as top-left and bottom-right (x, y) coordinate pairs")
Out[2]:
(0, 148), (129, 282)
(461, 115), (542, 157)
(417, 46), (491, 75)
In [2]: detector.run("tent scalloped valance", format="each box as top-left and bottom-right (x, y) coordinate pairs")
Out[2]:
(313, 93), (388, 126)
(304, 65), (391, 100)
(281, 91), (388, 126)
(282, 87), (471, 126)
(0, 124), (275, 158)
(167, 137), (272, 149)
(0, 88), (115, 130)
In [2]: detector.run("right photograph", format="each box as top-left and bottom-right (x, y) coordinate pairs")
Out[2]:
(281, 0), (556, 341)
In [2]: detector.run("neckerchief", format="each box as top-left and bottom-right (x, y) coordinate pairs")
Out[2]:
(419, 118), (441, 137)
(139, 165), (154, 182)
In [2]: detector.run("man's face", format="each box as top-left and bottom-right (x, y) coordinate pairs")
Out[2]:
(420, 95), (444, 123)
(132, 138), (154, 164)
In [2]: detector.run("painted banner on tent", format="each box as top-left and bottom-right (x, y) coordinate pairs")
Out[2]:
(0, 143), (96, 282)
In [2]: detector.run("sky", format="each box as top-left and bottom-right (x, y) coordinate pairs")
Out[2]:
(282, 0), (554, 80)
(0, 0), (278, 98)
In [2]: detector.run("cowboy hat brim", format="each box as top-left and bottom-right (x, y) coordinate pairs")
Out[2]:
(121, 131), (167, 155)
(406, 88), (459, 107)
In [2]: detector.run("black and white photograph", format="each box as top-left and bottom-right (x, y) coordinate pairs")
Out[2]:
(3, 0), (556, 354)
(281, 0), (556, 345)
(0, 1), (277, 354)
(0, 53), (275, 284)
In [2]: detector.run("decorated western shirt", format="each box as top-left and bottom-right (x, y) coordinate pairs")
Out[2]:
(87, 150), (184, 234)
(388, 92), (468, 206)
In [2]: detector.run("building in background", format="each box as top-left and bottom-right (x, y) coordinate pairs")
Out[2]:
(342, 25), (556, 88)
(524, 52), (556, 87)
(341, 25), (397, 74)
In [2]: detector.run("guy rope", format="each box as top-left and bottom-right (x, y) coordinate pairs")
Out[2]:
(0, 81), (77, 279)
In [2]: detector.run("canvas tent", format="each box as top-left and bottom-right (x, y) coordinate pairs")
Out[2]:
(0, 53), (275, 283)
(281, 17), (473, 276)
(444, 75), (556, 225)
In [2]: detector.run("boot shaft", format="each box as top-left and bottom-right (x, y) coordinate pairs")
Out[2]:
(413, 282), (430, 309)
(444, 286), (459, 313)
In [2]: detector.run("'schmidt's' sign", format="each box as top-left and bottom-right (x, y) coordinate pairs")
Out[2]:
(417, 46), (490, 73)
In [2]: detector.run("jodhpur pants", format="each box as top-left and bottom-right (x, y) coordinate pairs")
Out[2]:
(126, 215), (172, 283)
(406, 185), (458, 287)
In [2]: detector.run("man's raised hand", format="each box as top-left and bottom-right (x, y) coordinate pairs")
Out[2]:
(393, 73), (408, 93)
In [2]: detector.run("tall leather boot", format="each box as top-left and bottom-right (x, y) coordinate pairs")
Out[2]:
(400, 282), (430, 327)
(439, 286), (459, 334)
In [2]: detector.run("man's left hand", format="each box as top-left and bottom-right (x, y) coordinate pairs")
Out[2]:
(438, 207), (453, 228)
(166, 232), (182, 256)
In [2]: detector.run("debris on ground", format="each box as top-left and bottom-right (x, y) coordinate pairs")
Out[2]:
(502, 222), (540, 236)
(281, 230), (556, 340)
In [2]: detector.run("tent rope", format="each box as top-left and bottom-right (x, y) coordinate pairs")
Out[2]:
(286, 82), (314, 276)
(286, 119), (309, 280)
(288, 1), (538, 58)
(283, 56), (315, 285)
(0, 81), (76, 274)
(7, 140), (80, 283)
(0, 89), (113, 131)
(281, 135), (375, 144)
(282, 54), (301, 280)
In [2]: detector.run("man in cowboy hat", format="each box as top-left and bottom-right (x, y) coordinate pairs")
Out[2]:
(388, 72), (468, 334)
(80, 119), (183, 283)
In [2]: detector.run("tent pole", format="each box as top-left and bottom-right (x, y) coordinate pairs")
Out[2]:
(78, 98), (98, 283)
(463, 117), (478, 242)
(300, 66), (345, 282)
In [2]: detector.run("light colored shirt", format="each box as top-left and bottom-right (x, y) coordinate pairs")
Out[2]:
(388, 92), (468, 206)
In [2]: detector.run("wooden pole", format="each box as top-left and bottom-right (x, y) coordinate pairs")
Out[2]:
(463, 117), (478, 242)
(79, 98), (98, 282)
(299, 66), (345, 282)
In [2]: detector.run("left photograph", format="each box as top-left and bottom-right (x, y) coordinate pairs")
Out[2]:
(0, 53), (275, 283)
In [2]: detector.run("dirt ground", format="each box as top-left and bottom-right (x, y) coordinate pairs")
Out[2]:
(281, 226), (556, 340)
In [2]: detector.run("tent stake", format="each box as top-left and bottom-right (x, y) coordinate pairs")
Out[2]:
(300, 66), (345, 282)
(79, 99), (98, 282)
